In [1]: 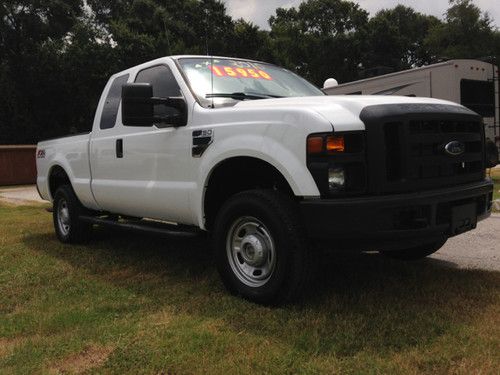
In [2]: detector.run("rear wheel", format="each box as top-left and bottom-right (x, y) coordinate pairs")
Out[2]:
(381, 238), (447, 260)
(213, 190), (311, 305)
(53, 185), (92, 243)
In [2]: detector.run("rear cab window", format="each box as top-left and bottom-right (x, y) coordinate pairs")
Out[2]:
(100, 74), (130, 129)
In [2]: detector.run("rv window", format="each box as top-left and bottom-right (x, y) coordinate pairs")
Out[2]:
(460, 79), (495, 117)
(346, 91), (362, 95)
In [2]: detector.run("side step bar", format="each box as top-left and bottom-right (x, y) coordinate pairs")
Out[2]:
(79, 215), (203, 238)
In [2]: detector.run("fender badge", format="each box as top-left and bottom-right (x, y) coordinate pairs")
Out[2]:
(192, 129), (214, 158)
(444, 141), (465, 156)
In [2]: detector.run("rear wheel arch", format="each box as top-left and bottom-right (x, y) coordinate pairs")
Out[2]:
(203, 157), (296, 230)
(48, 165), (72, 200)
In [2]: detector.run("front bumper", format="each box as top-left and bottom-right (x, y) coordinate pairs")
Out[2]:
(300, 180), (493, 250)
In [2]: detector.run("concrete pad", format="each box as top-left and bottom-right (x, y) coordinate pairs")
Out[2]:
(430, 214), (500, 272)
(0, 185), (47, 205)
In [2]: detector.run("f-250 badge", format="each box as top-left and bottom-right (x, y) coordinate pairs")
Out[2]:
(192, 129), (213, 157)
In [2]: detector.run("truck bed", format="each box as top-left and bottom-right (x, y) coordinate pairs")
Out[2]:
(36, 133), (99, 210)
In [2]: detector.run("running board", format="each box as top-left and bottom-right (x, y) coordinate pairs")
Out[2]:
(79, 215), (203, 238)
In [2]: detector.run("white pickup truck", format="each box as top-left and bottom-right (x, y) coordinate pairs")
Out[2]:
(37, 55), (495, 304)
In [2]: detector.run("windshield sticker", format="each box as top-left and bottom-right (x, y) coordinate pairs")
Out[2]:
(209, 65), (273, 80)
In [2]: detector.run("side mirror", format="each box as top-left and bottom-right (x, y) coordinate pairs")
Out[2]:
(121, 83), (187, 127)
(122, 83), (154, 127)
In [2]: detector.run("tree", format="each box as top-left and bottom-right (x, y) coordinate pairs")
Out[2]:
(0, 1), (85, 143)
(87, 0), (239, 67)
(1, 0), (499, 145)
(0, 0), (243, 143)
(231, 19), (272, 61)
(269, 0), (369, 86)
(425, 0), (497, 60)
(362, 6), (441, 71)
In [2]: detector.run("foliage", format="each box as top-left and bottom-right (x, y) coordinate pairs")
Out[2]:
(425, 0), (498, 60)
(0, 0), (499, 144)
(362, 5), (441, 71)
(0, 1), (84, 143)
(269, 0), (369, 84)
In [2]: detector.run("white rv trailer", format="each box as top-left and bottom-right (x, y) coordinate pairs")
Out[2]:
(323, 59), (500, 146)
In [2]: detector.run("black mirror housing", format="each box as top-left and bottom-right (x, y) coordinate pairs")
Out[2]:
(122, 83), (155, 127)
(121, 83), (188, 127)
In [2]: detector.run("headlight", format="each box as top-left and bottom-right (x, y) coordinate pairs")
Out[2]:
(307, 132), (366, 197)
(328, 167), (345, 192)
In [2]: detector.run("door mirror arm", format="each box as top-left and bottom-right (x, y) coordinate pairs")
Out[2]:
(153, 113), (186, 128)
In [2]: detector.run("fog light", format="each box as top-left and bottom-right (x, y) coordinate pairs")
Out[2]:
(328, 167), (345, 192)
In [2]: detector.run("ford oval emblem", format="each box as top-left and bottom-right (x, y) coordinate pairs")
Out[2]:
(444, 141), (465, 156)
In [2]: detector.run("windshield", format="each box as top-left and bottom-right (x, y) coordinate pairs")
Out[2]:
(178, 57), (324, 107)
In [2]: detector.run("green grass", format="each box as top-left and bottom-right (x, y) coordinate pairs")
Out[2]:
(0, 203), (499, 374)
(488, 167), (499, 200)
(493, 181), (500, 201)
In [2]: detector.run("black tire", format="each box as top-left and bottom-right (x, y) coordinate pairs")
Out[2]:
(53, 185), (92, 244)
(213, 190), (311, 305)
(381, 238), (447, 261)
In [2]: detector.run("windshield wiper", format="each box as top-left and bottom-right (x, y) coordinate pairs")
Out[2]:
(245, 91), (284, 98)
(206, 92), (283, 101)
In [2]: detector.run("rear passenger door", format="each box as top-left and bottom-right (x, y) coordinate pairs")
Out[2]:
(90, 64), (193, 224)
(89, 73), (130, 211)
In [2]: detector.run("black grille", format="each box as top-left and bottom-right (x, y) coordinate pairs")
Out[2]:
(361, 104), (486, 194)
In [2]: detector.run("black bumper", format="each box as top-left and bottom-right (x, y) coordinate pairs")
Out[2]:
(300, 180), (493, 250)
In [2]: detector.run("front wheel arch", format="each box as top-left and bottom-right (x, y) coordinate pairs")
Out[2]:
(203, 156), (296, 231)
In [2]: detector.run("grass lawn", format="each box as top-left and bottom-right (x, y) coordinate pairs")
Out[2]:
(0, 203), (499, 374)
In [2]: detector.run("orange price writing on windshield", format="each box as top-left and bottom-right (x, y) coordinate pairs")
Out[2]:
(209, 65), (273, 80)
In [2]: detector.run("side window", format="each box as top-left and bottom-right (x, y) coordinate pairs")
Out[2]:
(100, 74), (129, 130)
(135, 65), (182, 118)
(460, 79), (495, 117)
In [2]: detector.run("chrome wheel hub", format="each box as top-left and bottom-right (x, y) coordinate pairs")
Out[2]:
(57, 199), (70, 236)
(226, 217), (276, 287)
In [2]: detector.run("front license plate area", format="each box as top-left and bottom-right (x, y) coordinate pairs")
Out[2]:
(450, 203), (477, 235)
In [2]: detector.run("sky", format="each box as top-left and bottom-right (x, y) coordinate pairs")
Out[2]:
(224, 0), (499, 29)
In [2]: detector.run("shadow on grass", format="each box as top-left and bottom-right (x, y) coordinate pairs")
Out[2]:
(23, 228), (499, 357)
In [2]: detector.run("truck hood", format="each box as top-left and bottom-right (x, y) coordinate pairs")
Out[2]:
(234, 95), (461, 131)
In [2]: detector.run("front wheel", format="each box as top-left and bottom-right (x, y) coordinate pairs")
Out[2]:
(380, 238), (447, 260)
(213, 190), (311, 305)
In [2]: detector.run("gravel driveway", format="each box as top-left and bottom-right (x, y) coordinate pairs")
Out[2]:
(1, 185), (499, 271)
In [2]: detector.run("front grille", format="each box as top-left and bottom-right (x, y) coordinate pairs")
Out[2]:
(385, 119), (483, 185)
(361, 104), (486, 194)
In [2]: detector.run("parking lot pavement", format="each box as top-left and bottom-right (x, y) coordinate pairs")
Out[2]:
(1, 185), (499, 271)
(0, 185), (46, 205)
